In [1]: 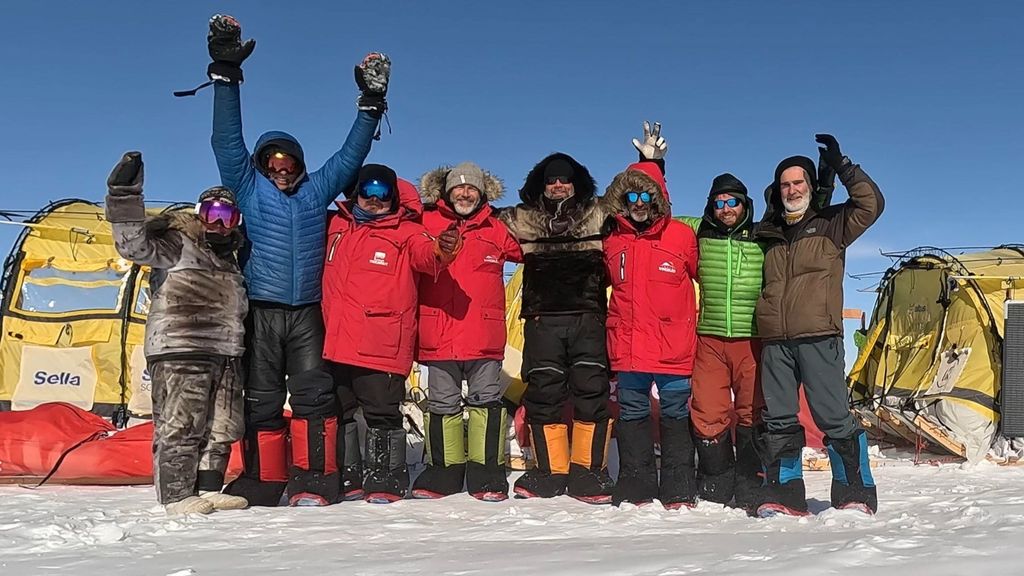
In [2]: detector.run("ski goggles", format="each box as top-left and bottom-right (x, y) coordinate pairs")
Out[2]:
(714, 198), (741, 209)
(266, 151), (299, 175)
(196, 199), (242, 228)
(358, 179), (393, 201)
(545, 175), (571, 185)
(626, 191), (652, 204)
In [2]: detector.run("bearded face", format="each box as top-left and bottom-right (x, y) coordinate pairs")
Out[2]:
(449, 184), (482, 216)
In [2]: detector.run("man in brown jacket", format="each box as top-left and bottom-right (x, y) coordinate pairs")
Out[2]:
(754, 134), (884, 517)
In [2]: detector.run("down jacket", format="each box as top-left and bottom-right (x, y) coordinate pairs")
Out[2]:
(211, 82), (379, 306)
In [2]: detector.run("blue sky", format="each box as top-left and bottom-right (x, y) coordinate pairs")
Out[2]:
(3, 1), (1022, 362)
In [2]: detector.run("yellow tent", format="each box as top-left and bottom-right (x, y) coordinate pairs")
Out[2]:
(0, 199), (189, 425)
(848, 246), (1024, 462)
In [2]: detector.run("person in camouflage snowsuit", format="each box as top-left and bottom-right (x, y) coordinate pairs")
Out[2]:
(106, 151), (249, 515)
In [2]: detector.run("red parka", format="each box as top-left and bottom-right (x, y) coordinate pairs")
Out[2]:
(603, 162), (699, 376)
(415, 166), (522, 361)
(322, 178), (445, 375)
(417, 201), (522, 361)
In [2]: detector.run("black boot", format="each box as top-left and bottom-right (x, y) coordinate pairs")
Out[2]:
(223, 427), (288, 507)
(412, 412), (466, 499)
(659, 416), (697, 509)
(612, 417), (657, 506)
(363, 427), (409, 503)
(826, 429), (877, 514)
(755, 425), (808, 517)
(287, 417), (341, 506)
(513, 423), (569, 499)
(567, 419), (615, 505)
(466, 403), (509, 501)
(340, 420), (363, 501)
(733, 425), (762, 512)
(695, 429), (735, 505)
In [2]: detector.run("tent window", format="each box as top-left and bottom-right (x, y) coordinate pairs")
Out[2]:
(135, 280), (151, 316)
(15, 266), (126, 314)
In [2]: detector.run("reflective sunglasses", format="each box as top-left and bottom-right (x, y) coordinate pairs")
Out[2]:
(196, 199), (242, 229)
(358, 179), (393, 200)
(545, 175), (571, 185)
(714, 198), (741, 209)
(266, 151), (298, 175)
(626, 191), (652, 204)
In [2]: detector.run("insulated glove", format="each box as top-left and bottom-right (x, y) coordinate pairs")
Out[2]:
(632, 121), (668, 161)
(814, 133), (845, 173)
(207, 14), (256, 84)
(815, 146), (836, 210)
(437, 225), (462, 257)
(355, 52), (391, 116)
(107, 152), (144, 197)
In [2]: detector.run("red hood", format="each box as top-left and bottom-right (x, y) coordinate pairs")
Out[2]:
(335, 177), (424, 224)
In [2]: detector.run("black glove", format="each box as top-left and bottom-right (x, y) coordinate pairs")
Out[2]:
(814, 133), (845, 172)
(207, 14), (256, 84)
(815, 147), (836, 210)
(355, 52), (391, 116)
(107, 152), (144, 197)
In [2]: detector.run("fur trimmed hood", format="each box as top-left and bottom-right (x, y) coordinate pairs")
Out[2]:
(519, 152), (597, 206)
(418, 165), (505, 206)
(604, 162), (671, 220)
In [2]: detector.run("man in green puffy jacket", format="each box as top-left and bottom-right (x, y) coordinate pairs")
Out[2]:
(678, 173), (765, 511)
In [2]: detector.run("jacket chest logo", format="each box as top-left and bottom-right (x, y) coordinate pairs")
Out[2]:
(370, 251), (390, 267)
(483, 254), (501, 265)
(658, 260), (677, 274)
(804, 227), (817, 235)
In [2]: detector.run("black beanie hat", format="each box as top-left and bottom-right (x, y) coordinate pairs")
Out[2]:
(709, 173), (748, 198)
(543, 158), (574, 181)
(773, 155), (817, 192)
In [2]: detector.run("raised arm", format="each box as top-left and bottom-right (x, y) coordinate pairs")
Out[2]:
(816, 134), (885, 248)
(207, 15), (258, 206)
(309, 53), (390, 207)
(105, 153), (183, 269)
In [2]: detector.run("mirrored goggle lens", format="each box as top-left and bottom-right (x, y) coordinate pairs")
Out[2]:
(358, 179), (392, 200)
(714, 198), (740, 209)
(267, 152), (298, 174)
(626, 191), (652, 204)
(198, 200), (242, 228)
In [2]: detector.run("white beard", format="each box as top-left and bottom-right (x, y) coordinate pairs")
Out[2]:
(783, 194), (810, 214)
(629, 208), (650, 222)
(454, 200), (480, 216)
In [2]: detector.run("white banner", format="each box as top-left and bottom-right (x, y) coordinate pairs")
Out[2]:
(12, 344), (98, 411)
(127, 344), (153, 417)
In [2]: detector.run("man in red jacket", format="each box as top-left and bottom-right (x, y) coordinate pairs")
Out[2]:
(311, 164), (459, 505)
(603, 155), (700, 509)
(411, 162), (523, 501)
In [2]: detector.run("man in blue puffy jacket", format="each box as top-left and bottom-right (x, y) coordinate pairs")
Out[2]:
(201, 14), (390, 506)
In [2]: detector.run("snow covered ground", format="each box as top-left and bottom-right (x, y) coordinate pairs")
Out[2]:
(3, 451), (1024, 576)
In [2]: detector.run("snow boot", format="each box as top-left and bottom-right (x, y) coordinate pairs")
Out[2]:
(412, 412), (467, 499)
(612, 417), (658, 507)
(466, 403), (509, 502)
(200, 491), (249, 510)
(363, 427), (409, 503)
(733, 425), (762, 512)
(695, 429), (735, 505)
(755, 425), (809, 517)
(826, 429), (878, 514)
(567, 419), (615, 505)
(287, 416), (340, 507)
(165, 495), (215, 515)
(513, 423), (569, 499)
(223, 427), (288, 507)
(340, 420), (364, 501)
(659, 416), (698, 509)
